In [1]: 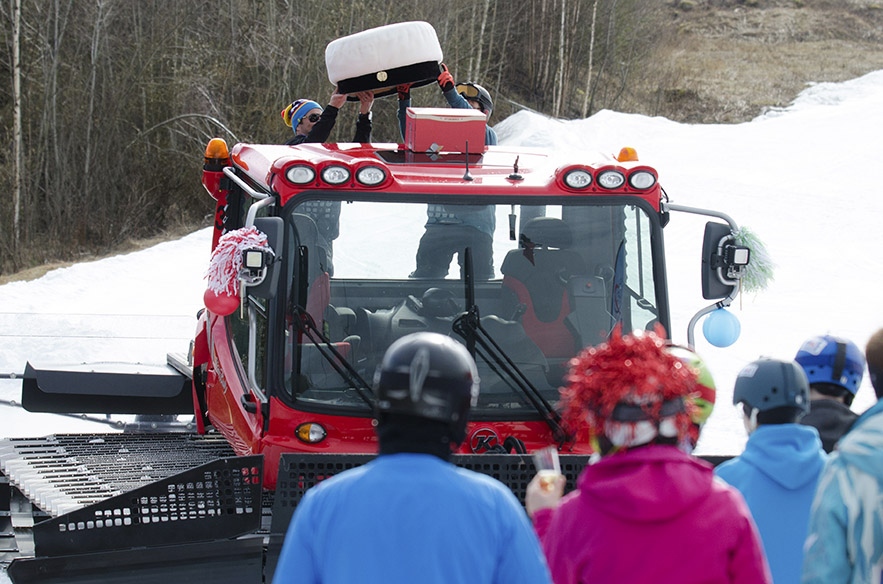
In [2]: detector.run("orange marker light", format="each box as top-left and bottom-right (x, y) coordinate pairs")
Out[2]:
(204, 138), (230, 167)
(616, 147), (639, 162)
(295, 422), (327, 444)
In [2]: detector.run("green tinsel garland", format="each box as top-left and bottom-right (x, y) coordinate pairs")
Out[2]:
(733, 226), (774, 293)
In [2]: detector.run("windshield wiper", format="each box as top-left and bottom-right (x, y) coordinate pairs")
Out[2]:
(453, 248), (569, 443)
(288, 246), (374, 408)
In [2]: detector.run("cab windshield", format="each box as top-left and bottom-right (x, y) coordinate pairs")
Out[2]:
(281, 196), (664, 419)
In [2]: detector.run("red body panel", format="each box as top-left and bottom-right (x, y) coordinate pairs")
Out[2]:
(205, 316), (263, 457)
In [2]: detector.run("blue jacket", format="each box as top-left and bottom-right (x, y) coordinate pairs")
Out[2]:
(272, 453), (551, 584)
(802, 399), (883, 584)
(716, 424), (826, 584)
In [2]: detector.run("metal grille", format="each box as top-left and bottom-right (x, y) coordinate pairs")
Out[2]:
(264, 451), (591, 584)
(32, 455), (262, 557)
(270, 452), (590, 537)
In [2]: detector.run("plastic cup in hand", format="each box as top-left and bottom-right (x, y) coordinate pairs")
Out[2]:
(533, 446), (562, 492)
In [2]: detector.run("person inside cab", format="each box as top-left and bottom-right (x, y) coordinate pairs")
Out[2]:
(397, 64), (496, 280)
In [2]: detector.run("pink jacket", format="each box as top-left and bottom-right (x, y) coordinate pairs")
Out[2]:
(533, 445), (771, 584)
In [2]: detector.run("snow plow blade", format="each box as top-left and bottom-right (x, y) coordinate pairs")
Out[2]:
(7, 455), (263, 583)
(20, 361), (193, 415)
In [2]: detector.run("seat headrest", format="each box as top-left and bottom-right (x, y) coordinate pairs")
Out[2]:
(520, 217), (573, 249)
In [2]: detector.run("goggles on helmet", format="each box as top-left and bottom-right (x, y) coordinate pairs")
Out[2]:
(456, 83), (481, 99)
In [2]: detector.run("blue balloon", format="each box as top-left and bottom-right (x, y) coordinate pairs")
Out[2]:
(703, 308), (741, 348)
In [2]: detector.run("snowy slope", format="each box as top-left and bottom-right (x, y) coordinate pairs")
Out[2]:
(2, 71), (882, 458)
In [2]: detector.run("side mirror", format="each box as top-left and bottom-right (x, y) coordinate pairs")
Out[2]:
(701, 222), (749, 300)
(247, 217), (284, 298)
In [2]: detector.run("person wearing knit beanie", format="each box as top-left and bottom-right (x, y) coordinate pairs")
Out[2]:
(279, 87), (375, 276)
(281, 99), (323, 134)
(281, 87), (373, 146)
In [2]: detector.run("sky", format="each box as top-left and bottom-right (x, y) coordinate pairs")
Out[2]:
(1, 69), (882, 461)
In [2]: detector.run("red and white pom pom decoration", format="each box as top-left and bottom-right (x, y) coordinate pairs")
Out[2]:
(204, 227), (268, 315)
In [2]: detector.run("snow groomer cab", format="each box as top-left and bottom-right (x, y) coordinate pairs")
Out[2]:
(198, 108), (750, 490)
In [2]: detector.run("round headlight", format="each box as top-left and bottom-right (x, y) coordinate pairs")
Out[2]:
(356, 166), (386, 186)
(597, 170), (625, 189)
(295, 422), (327, 444)
(563, 169), (592, 189)
(286, 165), (316, 185)
(321, 165), (351, 185)
(628, 170), (656, 190)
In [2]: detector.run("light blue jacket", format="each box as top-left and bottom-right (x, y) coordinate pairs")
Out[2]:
(802, 399), (883, 584)
(716, 424), (826, 584)
(272, 453), (551, 584)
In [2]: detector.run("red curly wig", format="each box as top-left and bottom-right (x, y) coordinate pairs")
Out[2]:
(559, 325), (699, 449)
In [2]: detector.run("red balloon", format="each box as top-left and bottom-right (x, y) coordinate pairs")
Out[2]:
(204, 288), (239, 316)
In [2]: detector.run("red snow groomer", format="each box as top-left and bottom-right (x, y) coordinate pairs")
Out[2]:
(2, 21), (751, 584)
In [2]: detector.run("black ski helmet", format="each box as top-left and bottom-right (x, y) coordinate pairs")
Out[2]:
(456, 82), (493, 116)
(733, 358), (810, 414)
(374, 332), (479, 443)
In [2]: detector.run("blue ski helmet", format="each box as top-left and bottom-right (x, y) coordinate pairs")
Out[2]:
(794, 335), (864, 395)
(733, 358), (810, 414)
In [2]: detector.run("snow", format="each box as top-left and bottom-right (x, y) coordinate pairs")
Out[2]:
(2, 70), (882, 462)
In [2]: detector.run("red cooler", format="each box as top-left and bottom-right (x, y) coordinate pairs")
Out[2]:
(405, 107), (487, 154)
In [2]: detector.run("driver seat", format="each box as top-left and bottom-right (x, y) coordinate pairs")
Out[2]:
(501, 217), (586, 359)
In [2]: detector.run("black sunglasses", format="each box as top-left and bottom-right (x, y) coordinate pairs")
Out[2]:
(302, 113), (321, 124)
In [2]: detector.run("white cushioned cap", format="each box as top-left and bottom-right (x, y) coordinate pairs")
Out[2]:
(326, 21), (443, 85)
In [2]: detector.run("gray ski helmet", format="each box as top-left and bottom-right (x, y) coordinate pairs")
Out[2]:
(374, 332), (479, 441)
(733, 358), (810, 413)
(456, 82), (493, 115)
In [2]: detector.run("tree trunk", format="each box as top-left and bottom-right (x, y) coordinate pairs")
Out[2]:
(486, 0), (498, 86)
(474, 0), (491, 81)
(581, 0), (598, 118)
(467, 1), (478, 80)
(12, 0), (22, 254)
(495, 8), (513, 93)
(553, 0), (566, 117)
(84, 0), (111, 202)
